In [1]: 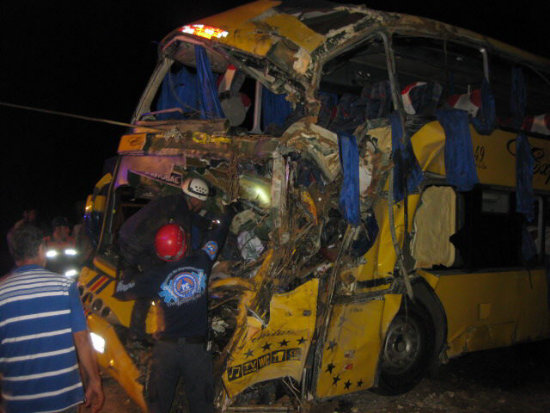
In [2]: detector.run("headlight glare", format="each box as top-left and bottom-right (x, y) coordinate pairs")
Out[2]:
(90, 332), (106, 354)
(46, 250), (58, 258)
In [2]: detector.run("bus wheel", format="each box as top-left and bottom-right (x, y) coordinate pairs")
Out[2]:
(375, 305), (434, 395)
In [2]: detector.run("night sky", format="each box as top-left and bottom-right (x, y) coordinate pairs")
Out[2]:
(1, 0), (548, 270)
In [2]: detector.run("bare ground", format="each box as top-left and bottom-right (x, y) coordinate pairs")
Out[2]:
(89, 340), (550, 413)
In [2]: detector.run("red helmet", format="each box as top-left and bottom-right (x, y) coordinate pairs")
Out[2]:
(154, 224), (187, 262)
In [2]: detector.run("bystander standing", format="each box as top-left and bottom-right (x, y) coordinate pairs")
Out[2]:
(0, 224), (104, 412)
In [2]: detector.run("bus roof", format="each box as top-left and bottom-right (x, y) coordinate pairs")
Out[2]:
(160, 0), (550, 74)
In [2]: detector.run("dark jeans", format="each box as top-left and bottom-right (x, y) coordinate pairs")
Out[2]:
(146, 340), (214, 413)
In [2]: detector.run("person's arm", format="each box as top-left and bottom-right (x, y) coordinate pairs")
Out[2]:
(68, 282), (104, 412)
(113, 263), (166, 300)
(73, 330), (105, 413)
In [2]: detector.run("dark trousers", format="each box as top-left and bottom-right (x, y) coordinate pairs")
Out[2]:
(146, 340), (214, 413)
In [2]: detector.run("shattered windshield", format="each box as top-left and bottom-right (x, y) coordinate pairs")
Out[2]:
(137, 38), (307, 137)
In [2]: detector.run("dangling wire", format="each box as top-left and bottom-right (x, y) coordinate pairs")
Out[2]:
(0, 100), (158, 130)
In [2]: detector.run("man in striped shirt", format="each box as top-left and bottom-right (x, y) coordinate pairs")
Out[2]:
(0, 225), (104, 412)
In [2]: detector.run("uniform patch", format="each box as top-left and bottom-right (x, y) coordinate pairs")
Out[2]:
(159, 267), (206, 306)
(202, 241), (218, 261)
(116, 280), (135, 292)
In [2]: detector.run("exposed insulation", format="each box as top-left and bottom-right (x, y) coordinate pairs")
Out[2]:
(411, 186), (456, 269)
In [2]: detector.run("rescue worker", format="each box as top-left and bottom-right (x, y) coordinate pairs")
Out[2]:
(117, 176), (212, 341)
(115, 206), (234, 413)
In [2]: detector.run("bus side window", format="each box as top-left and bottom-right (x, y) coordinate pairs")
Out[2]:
(450, 188), (531, 270)
(318, 34), (390, 134)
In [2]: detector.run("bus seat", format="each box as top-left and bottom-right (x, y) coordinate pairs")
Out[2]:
(364, 80), (392, 120)
(401, 81), (443, 116)
(523, 113), (550, 135)
(317, 91), (338, 129)
(328, 93), (367, 133)
(446, 89), (481, 117)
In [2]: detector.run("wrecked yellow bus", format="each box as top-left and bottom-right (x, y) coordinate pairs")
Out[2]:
(78, 1), (550, 411)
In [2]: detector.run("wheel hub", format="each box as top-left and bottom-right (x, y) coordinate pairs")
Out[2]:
(382, 315), (422, 374)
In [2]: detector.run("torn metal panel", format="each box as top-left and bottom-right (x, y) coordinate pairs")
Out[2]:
(282, 121), (340, 182)
(118, 129), (280, 162)
(230, 210), (262, 235)
(223, 279), (318, 398)
(211, 251), (274, 373)
(300, 11), (369, 35)
(262, 13), (325, 53)
(135, 118), (230, 135)
(292, 47), (312, 75)
(271, 152), (288, 244)
(299, 190), (318, 225)
(266, 40), (310, 79)
(203, 161), (238, 200)
(354, 195), (420, 284)
(315, 294), (401, 398)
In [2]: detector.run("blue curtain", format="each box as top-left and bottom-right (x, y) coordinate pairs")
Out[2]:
(516, 133), (535, 222)
(195, 46), (224, 119)
(436, 109), (479, 191)
(261, 87), (293, 130)
(338, 132), (360, 226)
(156, 47), (223, 120)
(511, 67), (527, 129)
(156, 66), (198, 120)
(390, 112), (423, 202)
(471, 77), (496, 135)
(511, 68), (534, 222)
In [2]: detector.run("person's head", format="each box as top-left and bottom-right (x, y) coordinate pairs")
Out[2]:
(52, 216), (70, 240)
(181, 176), (209, 212)
(154, 224), (188, 261)
(8, 224), (46, 266)
(23, 209), (37, 223)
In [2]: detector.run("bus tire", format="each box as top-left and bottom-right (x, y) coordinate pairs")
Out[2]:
(374, 304), (435, 395)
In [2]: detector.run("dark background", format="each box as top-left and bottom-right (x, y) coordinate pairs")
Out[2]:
(1, 0), (549, 272)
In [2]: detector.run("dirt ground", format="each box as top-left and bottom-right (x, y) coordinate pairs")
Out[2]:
(89, 340), (550, 413)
